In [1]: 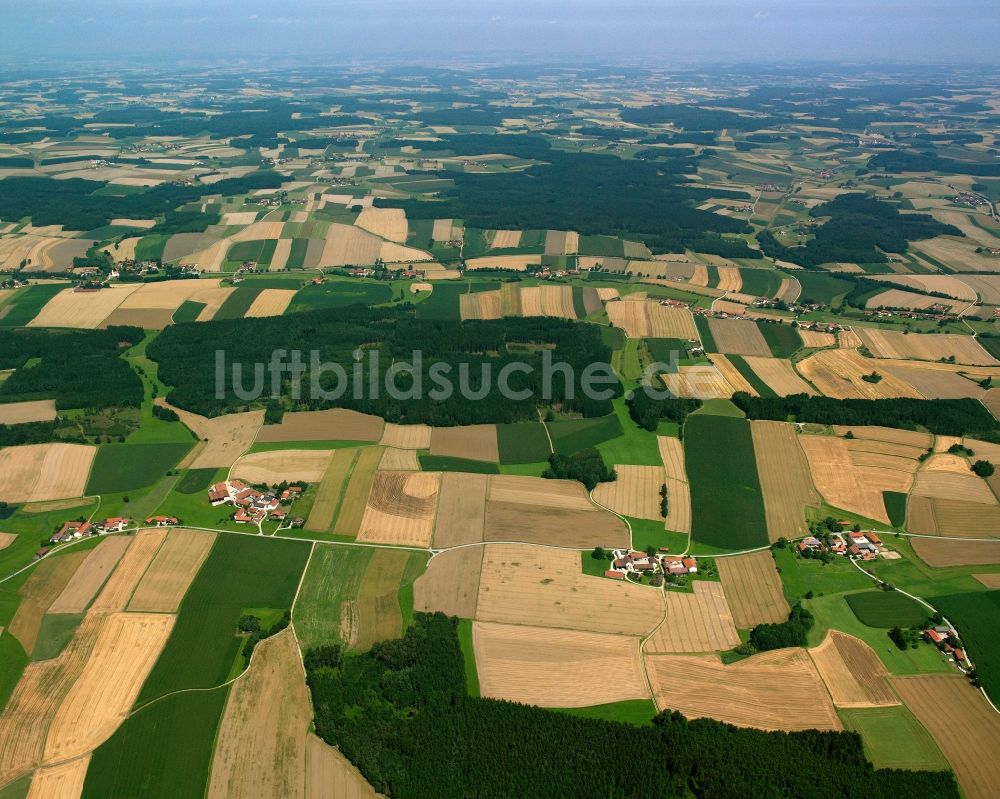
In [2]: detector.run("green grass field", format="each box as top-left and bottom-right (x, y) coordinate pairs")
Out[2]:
(547, 414), (623, 456)
(212, 286), (262, 320)
(136, 534), (309, 703)
(794, 271), (853, 307)
(85, 442), (193, 494)
(935, 590), (1000, 704)
(627, 517), (688, 554)
(294, 545), (373, 649)
(0, 631), (28, 714)
(32, 612), (83, 661)
(418, 454), (499, 473)
(737, 268), (782, 298)
(883, 491), (908, 528)
(82, 687), (229, 799)
(176, 467), (221, 494)
(772, 546), (873, 600)
(286, 280), (392, 312)
(757, 322), (802, 358)
(457, 618), (480, 697)
(839, 706), (948, 771)
(553, 699), (658, 727)
(0, 283), (66, 327)
(685, 414), (768, 551)
(134, 233), (170, 262)
(845, 590), (930, 628)
(694, 315), (716, 351)
(496, 422), (552, 464)
(595, 397), (664, 466)
(171, 299), (205, 323)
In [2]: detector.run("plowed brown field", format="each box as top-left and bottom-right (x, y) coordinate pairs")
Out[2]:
(432, 472), (488, 547)
(256, 408), (384, 443)
(429, 424), (499, 462)
(911, 538), (1000, 566)
(413, 547), (483, 618)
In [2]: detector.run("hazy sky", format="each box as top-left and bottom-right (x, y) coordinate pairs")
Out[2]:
(2, 0), (998, 64)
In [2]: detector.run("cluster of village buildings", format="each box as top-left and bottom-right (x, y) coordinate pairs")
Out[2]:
(604, 549), (698, 581)
(925, 626), (968, 666)
(799, 530), (883, 561)
(207, 479), (303, 526)
(46, 514), (177, 548)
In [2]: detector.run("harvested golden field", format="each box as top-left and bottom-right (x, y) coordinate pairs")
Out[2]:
(659, 365), (734, 399)
(89, 528), (168, 613)
(414, 547), (483, 618)
(518, 285), (577, 319)
(595, 287), (620, 301)
(48, 537), (132, 614)
(866, 289), (968, 314)
(268, 239), (291, 270)
(409, 281), (432, 294)
(0, 399), (56, 424)
(304, 733), (380, 799)
(657, 436), (691, 534)
(99, 307), (175, 329)
(709, 355), (758, 395)
(716, 266), (742, 292)
(27, 284), (141, 328)
(986, 388), (1000, 422)
(233, 448), (334, 484)
(333, 447), (384, 537)
(158, 401), (263, 469)
(378, 447), (419, 470)
(912, 471), (997, 505)
(256, 408), (384, 443)
(243, 288), (296, 318)
(189, 285), (235, 321)
(490, 230), (522, 249)
(743, 356), (817, 396)
(915, 236), (999, 273)
(208, 629), (312, 799)
(0, 532), (14, 550)
(357, 470), (440, 547)
(809, 631), (898, 708)
(0, 613), (104, 785)
(221, 211), (259, 226)
(115, 279), (219, 315)
(881, 362), (986, 400)
(544, 230), (579, 256)
(474, 622), (648, 708)
(798, 328), (836, 348)
(645, 581), (740, 653)
(716, 550), (790, 628)
(431, 218), (459, 241)
(707, 317), (771, 357)
(974, 573), (1000, 588)
(645, 648), (842, 732)
(127, 529), (216, 612)
(690, 264), (710, 286)
(475, 544), (662, 636)
(0, 443), (95, 502)
(465, 254), (542, 271)
(606, 300), (698, 339)
(712, 299), (746, 316)
(908, 496), (1000, 538)
(379, 422), (432, 450)
(839, 329), (863, 348)
(965, 437), (1000, 464)
(873, 274), (978, 302)
(459, 289), (502, 320)
(893, 675), (1000, 799)
(592, 465), (665, 521)
(9, 551), (89, 655)
(831, 425), (931, 450)
(797, 349), (921, 399)
(320, 223), (382, 266)
(775, 276), (801, 303)
(433, 472), (488, 547)
(485, 475), (628, 548)
(26, 757), (90, 799)
(922, 453), (974, 474)
(305, 448), (357, 532)
(230, 220), (283, 242)
(857, 328), (998, 367)
(43, 612), (174, 764)
(354, 207), (408, 243)
(429, 424), (499, 462)
(799, 435), (889, 523)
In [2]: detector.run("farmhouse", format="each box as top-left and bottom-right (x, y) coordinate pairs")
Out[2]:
(96, 516), (131, 533)
(50, 520), (92, 543)
(661, 555), (698, 575)
(611, 550), (662, 574)
(145, 515), (178, 526)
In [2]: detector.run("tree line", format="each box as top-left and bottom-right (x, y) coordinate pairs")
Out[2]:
(731, 393), (998, 439)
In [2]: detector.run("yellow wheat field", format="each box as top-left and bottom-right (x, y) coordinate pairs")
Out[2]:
(43, 612), (174, 764)
(233, 449), (334, 484)
(659, 365), (734, 399)
(743, 356), (817, 396)
(476, 544), (663, 636)
(799, 435), (889, 523)
(857, 328), (998, 367)
(244, 288), (296, 317)
(432, 472), (489, 548)
(27, 284), (142, 328)
(159, 401), (264, 469)
(354, 207), (408, 243)
(645, 581), (740, 653)
(0, 400), (57, 424)
(809, 631), (898, 708)
(0, 443), (95, 503)
(127, 529), (217, 613)
(473, 622), (649, 708)
(717, 550), (791, 628)
(798, 349), (922, 399)
(645, 648), (842, 731)
(592, 465), (665, 521)
(751, 421), (820, 540)
(657, 436), (691, 534)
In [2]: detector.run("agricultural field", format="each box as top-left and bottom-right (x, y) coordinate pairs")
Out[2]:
(715, 550), (790, 628)
(645, 648), (842, 732)
(750, 421), (820, 540)
(645, 581), (740, 653)
(0, 443), (96, 503)
(808, 631), (899, 708)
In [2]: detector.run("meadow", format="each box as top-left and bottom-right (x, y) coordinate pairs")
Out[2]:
(934, 590), (1000, 703)
(85, 441), (193, 494)
(685, 413), (768, 550)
